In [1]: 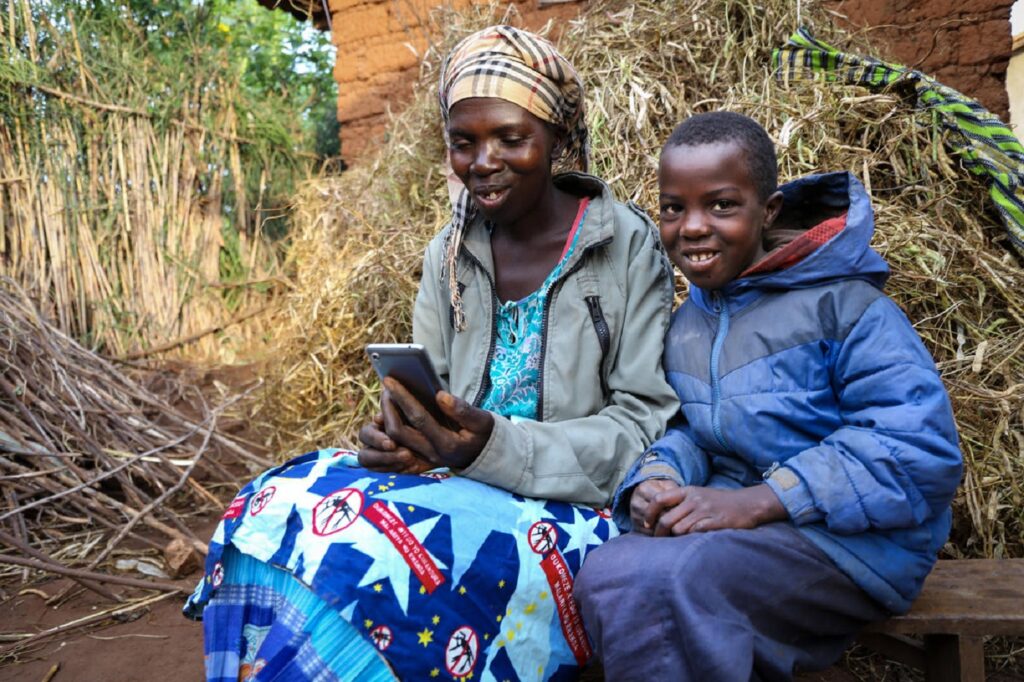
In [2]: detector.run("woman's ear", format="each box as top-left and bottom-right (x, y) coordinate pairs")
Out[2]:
(550, 125), (568, 161)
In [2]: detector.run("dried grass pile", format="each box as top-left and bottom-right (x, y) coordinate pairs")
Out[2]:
(0, 276), (269, 633)
(256, 0), (1024, 562)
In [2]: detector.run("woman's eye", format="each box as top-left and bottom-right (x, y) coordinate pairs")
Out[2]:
(501, 137), (525, 146)
(449, 140), (471, 151)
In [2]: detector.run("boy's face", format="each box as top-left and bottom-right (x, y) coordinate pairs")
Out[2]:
(658, 141), (782, 291)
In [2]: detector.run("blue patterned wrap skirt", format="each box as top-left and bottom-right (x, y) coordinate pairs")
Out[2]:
(185, 449), (617, 681)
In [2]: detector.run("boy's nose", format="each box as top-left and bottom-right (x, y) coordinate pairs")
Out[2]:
(680, 211), (711, 238)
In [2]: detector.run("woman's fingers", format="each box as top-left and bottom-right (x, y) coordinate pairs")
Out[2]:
(358, 414), (394, 451)
(358, 446), (431, 474)
(380, 387), (438, 460)
(437, 391), (492, 434)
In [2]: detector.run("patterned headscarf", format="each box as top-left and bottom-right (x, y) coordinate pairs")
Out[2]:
(438, 25), (589, 331)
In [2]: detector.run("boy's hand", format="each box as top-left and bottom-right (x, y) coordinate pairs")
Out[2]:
(380, 377), (493, 470)
(358, 412), (436, 474)
(647, 484), (788, 537)
(630, 478), (683, 534)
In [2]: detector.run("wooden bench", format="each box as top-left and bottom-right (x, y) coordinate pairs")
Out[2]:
(857, 559), (1024, 682)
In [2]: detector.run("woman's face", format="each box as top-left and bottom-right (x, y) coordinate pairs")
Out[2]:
(447, 98), (559, 226)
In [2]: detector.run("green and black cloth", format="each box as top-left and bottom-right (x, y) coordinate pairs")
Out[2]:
(773, 28), (1024, 258)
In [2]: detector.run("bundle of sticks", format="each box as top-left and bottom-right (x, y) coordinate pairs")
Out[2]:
(0, 277), (269, 608)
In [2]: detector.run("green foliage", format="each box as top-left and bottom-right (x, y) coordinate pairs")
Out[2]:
(0, 0), (337, 352)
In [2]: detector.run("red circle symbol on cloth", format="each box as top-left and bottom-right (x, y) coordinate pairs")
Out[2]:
(311, 487), (365, 536)
(211, 562), (225, 588)
(370, 624), (393, 651)
(445, 625), (479, 677)
(527, 520), (559, 555)
(249, 486), (276, 516)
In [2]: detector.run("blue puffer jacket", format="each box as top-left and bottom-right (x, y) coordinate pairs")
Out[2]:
(616, 172), (963, 613)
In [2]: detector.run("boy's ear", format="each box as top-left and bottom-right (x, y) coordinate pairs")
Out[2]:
(763, 190), (784, 228)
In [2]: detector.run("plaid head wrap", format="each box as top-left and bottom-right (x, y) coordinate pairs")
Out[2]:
(438, 25), (589, 331)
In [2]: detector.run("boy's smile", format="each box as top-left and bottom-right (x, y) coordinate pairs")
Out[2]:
(658, 141), (782, 291)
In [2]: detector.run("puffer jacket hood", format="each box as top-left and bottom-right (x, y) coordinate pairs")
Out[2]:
(689, 172), (889, 314)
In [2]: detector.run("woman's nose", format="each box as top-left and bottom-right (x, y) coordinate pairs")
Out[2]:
(470, 141), (502, 175)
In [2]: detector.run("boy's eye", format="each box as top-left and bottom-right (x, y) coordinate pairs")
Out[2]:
(711, 199), (737, 211)
(659, 204), (682, 218)
(449, 138), (471, 151)
(501, 136), (525, 146)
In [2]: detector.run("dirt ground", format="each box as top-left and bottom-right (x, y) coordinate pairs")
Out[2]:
(0, 514), (220, 682)
(0, 578), (205, 681)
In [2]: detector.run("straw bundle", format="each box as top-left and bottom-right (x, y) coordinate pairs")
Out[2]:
(256, 0), (1024, 566)
(0, 2), (304, 359)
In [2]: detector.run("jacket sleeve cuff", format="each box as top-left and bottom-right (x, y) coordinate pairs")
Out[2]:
(457, 416), (526, 490)
(611, 453), (684, 531)
(765, 467), (825, 525)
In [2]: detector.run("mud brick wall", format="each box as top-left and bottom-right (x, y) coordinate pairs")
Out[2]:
(825, 0), (1014, 118)
(326, 0), (1015, 162)
(327, 0), (585, 160)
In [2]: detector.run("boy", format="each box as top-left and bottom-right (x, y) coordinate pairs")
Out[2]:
(574, 112), (962, 680)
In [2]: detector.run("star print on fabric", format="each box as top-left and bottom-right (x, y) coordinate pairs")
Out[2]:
(373, 583), (383, 592)
(524, 602), (536, 614)
(458, 586), (467, 595)
(559, 506), (603, 563)
(430, 669), (439, 678)
(498, 579), (505, 588)
(364, 619), (373, 629)
(377, 478), (524, 584)
(432, 615), (440, 625)
(349, 504), (446, 614)
(417, 628), (434, 646)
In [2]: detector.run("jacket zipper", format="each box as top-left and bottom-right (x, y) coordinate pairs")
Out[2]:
(585, 295), (611, 397)
(536, 237), (612, 421)
(460, 250), (499, 408)
(709, 291), (731, 451)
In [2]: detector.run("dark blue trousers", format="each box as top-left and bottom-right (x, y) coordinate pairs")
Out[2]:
(575, 523), (887, 681)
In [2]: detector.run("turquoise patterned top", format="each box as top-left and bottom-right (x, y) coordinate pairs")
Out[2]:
(481, 199), (590, 421)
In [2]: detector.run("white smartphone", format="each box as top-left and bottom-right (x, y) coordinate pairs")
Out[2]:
(365, 343), (453, 427)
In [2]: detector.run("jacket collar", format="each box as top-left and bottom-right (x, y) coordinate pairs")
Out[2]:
(689, 171), (889, 315)
(460, 171), (615, 275)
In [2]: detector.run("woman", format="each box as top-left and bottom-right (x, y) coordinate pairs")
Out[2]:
(186, 26), (678, 682)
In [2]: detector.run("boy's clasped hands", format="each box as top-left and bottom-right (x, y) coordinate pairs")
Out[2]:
(630, 478), (787, 536)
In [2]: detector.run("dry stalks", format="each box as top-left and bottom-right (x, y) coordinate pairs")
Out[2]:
(0, 1), (297, 360)
(0, 277), (270, 619)
(257, 0), (1023, 568)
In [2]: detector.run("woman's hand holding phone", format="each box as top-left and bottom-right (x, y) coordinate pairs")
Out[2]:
(372, 377), (493, 470)
(357, 409), (438, 474)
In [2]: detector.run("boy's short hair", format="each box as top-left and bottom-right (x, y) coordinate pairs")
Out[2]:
(664, 112), (778, 201)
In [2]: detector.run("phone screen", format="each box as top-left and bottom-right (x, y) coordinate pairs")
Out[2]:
(366, 344), (454, 428)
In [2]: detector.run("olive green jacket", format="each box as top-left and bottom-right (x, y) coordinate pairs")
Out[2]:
(413, 172), (679, 506)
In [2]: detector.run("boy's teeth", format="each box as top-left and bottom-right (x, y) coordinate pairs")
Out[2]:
(689, 252), (716, 263)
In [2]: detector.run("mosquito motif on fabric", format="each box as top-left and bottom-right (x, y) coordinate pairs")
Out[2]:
(445, 626), (479, 677)
(312, 488), (365, 536)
